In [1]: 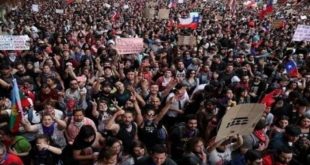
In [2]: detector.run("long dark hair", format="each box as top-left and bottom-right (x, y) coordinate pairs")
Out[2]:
(72, 125), (96, 150)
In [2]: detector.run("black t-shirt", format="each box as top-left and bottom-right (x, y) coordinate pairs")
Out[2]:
(135, 156), (177, 165)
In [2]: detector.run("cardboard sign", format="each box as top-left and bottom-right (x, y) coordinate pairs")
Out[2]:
(76, 0), (82, 3)
(215, 15), (223, 21)
(292, 25), (310, 42)
(115, 38), (144, 55)
(272, 20), (284, 29)
(114, 3), (120, 7)
(215, 104), (265, 142)
(0, 35), (30, 50)
(31, 4), (39, 12)
(144, 7), (156, 19)
(158, 9), (170, 19)
(177, 35), (197, 46)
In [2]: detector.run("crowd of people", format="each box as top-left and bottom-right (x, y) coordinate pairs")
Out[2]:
(0, 0), (310, 164)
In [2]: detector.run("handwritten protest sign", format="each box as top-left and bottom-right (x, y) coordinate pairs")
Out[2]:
(301, 16), (307, 20)
(271, 20), (284, 29)
(31, 4), (39, 13)
(144, 7), (156, 19)
(115, 38), (144, 55)
(0, 35), (30, 50)
(55, 9), (64, 14)
(215, 104), (265, 142)
(292, 25), (310, 42)
(178, 0), (184, 3)
(114, 3), (120, 7)
(178, 35), (197, 46)
(158, 9), (170, 19)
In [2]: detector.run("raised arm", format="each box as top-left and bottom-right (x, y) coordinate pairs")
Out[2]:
(105, 109), (124, 135)
(154, 97), (173, 124)
(90, 100), (99, 119)
(133, 98), (144, 127)
(21, 119), (39, 132)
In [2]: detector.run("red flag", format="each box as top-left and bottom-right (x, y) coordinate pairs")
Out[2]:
(66, 0), (74, 5)
(259, 0), (273, 19)
(260, 89), (283, 108)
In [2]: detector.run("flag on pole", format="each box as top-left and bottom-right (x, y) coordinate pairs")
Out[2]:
(177, 12), (201, 30)
(285, 60), (299, 77)
(259, 0), (273, 19)
(9, 79), (24, 133)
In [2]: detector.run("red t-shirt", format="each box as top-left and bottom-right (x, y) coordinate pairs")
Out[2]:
(1, 153), (23, 165)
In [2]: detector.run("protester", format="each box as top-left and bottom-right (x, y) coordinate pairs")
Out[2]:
(0, 0), (310, 164)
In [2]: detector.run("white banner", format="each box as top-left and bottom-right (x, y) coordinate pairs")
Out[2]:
(292, 25), (310, 42)
(0, 35), (30, 50)
(31, 4), (39, 12)
(215, 104), (265, 142)
(55, 9), (64, 14)
(115, 38), (144, 55)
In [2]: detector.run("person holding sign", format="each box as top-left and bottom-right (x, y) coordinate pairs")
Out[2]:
(207, 134), (243, 165)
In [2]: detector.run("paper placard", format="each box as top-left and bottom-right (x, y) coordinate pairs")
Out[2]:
(215, 15), (223, 21)
(31, 4), (39, 12)
(114, 3), (119, 7)
(272, 20), (284, 29)
(115, 38), (144, 55)
(158, 9), (170, 19)
(301, 16), (307, 20)
(55, 9), (64, 14)
(178, 0), (184, 3)
(123, 5), (129, 9)
(177, 35), (197, 46)
(144, 7), (156, 19)
(0, 35), (30, 50)
(292, 25), (310, 42)
(215, 104), (265, 142)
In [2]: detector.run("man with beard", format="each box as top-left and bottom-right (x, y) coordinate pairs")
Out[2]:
(93, 80), (115, 103)
(175, 61), (186, 82)
(65, 109), (97, 145)
(169, 115), (199, 163)
(136, 97), (172, 150)
(263, 147), (294, 165)
(106, 109), (137, 155)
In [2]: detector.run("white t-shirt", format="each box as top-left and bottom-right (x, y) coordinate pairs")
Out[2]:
(208, 144), (234, 165)
(166, 92), (189, 117)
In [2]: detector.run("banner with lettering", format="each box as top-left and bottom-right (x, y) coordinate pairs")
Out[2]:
(115, 38), (144, 55)
(215, 104), (265, 142)
(158, 9), (170, 19)
(177, 35), (197, 46)
(0, 35), (30, 50)
(292, 25), (310, 42)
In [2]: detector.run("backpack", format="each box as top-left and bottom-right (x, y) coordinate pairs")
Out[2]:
(156, 125), (168, 141)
